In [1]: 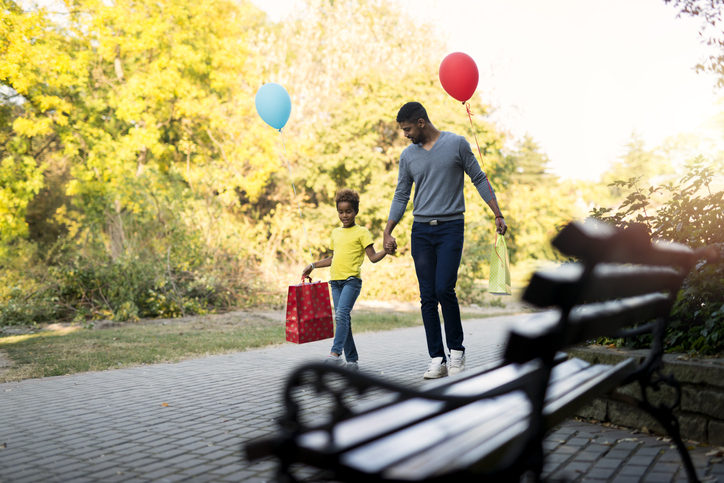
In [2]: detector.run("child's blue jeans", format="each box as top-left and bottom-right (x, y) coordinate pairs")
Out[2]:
(330, 277), (362, 362)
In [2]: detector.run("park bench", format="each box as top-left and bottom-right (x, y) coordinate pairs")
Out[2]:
(245, 219), (718, 482)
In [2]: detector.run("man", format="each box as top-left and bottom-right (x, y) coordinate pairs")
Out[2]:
(383, 101), (507, 379)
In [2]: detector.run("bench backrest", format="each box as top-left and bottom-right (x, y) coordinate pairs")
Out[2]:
(504, 220), (697, 364)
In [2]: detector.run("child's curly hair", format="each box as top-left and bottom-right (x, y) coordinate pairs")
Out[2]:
(335, 188), (360, 213)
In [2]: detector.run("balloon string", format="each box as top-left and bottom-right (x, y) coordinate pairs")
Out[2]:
(280, 133), (313, 262)
(465, 102), (496, 209)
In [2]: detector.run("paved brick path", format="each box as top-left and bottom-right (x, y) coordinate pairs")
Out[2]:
(0, 313), (722, 482)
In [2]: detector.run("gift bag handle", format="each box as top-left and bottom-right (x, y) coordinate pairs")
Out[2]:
(493, 232), (504, 265)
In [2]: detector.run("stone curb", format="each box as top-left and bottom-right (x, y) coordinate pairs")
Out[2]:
(567, 346), (724, 445)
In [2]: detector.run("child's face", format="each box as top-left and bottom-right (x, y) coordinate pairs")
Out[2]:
(337, 201), (357, 228)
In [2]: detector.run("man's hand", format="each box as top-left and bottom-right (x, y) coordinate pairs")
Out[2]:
(383, 219), (398, 255)
(384, 233), (397, 255)
(486, 200), (507, 236)
(496, 217), (507, 235)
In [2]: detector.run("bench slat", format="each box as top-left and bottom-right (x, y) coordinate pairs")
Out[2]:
(340, 392), (530, 475)
(297, 398), (446, 451)
(545, 364), (612, 404)
(523, 263), (683, 308)
(543, 358), (637, 428)
(506, 294), (669, 360)
(548, 356), (593, 384)
(552, 219), (694, 268)
(383, 413), (530, 480)
(437, 360), (541, 397)
(563, 295), (669, 345)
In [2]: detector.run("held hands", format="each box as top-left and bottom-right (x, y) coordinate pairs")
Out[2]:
(384, 233), (397, 255)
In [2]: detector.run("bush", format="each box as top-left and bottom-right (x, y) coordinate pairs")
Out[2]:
(590, 157), (724, 355)
(0, 241), (276, 326)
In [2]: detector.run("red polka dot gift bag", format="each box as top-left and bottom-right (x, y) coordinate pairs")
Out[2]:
(285, 277), (334, 344)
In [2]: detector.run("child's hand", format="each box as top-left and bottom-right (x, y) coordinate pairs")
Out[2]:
(302, 263), (314, 279)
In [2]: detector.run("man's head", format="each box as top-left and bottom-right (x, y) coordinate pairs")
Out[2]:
(396, 102), (430, 145)
(396, 102), (429, 125)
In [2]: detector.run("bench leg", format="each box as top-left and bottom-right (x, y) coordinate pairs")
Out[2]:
(610, 391), (700, 483)
(268, 435), (301, 483)
(275, 469), (299, 483)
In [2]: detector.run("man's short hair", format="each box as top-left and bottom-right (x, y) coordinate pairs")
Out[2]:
(396, 102), (430, 124)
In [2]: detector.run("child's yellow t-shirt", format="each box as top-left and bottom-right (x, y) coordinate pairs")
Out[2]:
(330, 225), (374, 280)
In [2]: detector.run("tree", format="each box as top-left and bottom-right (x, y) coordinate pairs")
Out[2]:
(665, 0), (724, 86)
(0, 0), (288, 321)
(0, 0), (596, 320)
(1, 0), (276, 258)
(602, 133), (672, 192)
(480, 136), (582, 263)
(0, 2), (58, 253)
(501, 135), (556, 187)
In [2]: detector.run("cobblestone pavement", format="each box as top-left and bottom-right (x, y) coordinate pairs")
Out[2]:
(0, 313), (722, 483)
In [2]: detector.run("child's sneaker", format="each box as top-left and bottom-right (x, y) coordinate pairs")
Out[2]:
(423, 357), (448, 379)
(346, 361), (360, 372)
(324, 354), (345, 367)
(448, 350), (466, 376)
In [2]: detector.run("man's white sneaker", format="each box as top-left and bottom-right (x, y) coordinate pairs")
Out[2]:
(448, 349), (466, 376)
(423, 357), (448, 379)
(346, 361), (360, 372)
(324, 355), (345, 367)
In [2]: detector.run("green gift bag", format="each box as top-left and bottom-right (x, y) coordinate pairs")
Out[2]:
(488, 233), (512, 295)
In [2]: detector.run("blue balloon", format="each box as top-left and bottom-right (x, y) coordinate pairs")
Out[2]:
(255, 83), (292, 131)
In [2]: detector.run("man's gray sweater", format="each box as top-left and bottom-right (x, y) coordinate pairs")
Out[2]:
(388, 131), (496, 223)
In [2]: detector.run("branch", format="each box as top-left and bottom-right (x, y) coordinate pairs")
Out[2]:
(33, 134), (59, 159)
(205, 128), (230, 165)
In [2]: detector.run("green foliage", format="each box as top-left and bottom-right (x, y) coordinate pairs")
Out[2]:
(1, 0), (277, 243)
(0, 240), (274, 326)
(591, 156), (724, 355)
(487, 137), (583, 262)
(0, 154), (44, 247)
(0, 0), (583, 324)
(601, 134), (673, 196)
(664, 0), (724, 87)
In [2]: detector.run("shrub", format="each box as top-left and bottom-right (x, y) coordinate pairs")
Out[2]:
(0, 241), (276, 326)
(590, 157), (724, 355)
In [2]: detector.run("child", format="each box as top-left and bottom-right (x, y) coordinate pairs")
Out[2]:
(301, 188), (389, 372)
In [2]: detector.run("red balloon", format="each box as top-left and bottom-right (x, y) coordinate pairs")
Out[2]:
(439, 52), (479, 103)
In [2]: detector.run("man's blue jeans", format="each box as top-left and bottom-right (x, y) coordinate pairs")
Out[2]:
(330, 277), (362, 362)
(411, 219), (465, 361)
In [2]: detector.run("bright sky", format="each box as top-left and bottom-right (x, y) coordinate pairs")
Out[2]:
(252, 0), (722, 180)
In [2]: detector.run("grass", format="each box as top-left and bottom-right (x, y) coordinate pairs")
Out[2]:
(0, 308), (523, 383)
(0, 316), (285, 383)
